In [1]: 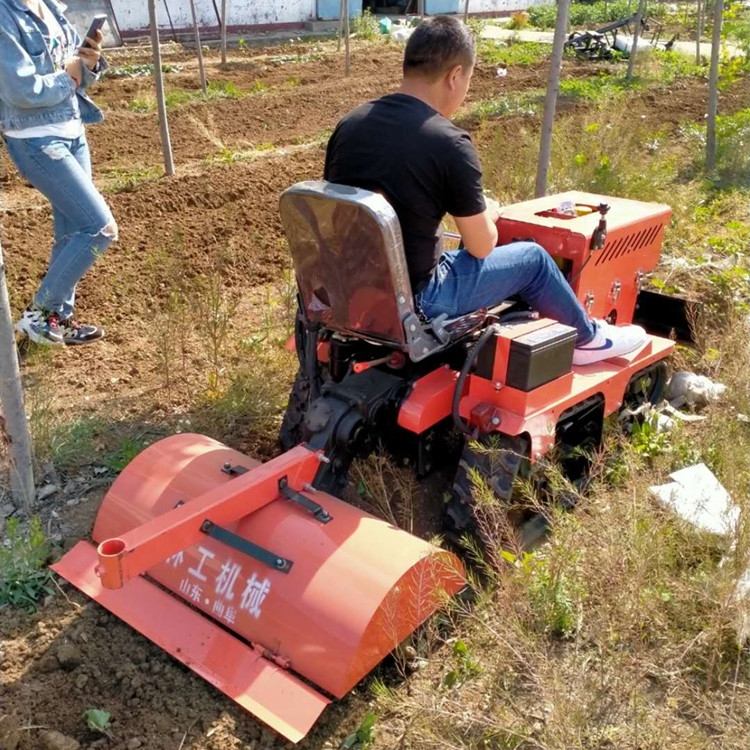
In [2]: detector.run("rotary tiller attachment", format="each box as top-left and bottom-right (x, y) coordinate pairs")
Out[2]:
(52, 433), (465, 743)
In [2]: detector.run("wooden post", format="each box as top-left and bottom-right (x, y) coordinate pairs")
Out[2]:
(464, 0), (470, 24)
(221, 0), (228, 66)
(189, 0), (208, 94)
(338, 0), (344, 52)
(626, 0), (646, 81)
(706, 0), (723, 174)
(344, 0), (350, 77)
(696, 0), (703, 64)
(148, 0), (175, 176)
(534, 0), (571, 198)
(0, 241), (34, 512)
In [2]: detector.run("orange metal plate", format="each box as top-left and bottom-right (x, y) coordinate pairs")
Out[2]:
(52, 542), (330, 744)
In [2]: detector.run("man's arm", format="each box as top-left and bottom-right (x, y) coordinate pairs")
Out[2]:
(444, 133), (501, 258)
(453, 197), (501, 259)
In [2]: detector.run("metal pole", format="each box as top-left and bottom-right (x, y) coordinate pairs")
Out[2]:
(626, 0), (646, 81)
(344, 0), (350, 77)
(148, 0), (175, 176)
(534, 0), (571, 198)
(189, 0), (208, 94)
(696, 0), (703, 64)
(0, 241), (34, 512)
(221, 0), (228, 65)
(161, 0), (177, 42)
(418, 0), (425, 19)
(463, 0), (469, 23)
(706, 0), (723, 174)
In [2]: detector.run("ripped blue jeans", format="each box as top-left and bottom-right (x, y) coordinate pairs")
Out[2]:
(4, 132), (117, 319)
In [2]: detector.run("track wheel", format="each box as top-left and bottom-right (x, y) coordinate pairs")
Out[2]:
(278, 368), (310, 451)
(445, 433), (530, 536)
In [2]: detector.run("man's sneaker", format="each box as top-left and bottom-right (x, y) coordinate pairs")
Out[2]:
(14, 307), (64, 346)
(573, 319), (648, 366)
(59, 317), (105, 345)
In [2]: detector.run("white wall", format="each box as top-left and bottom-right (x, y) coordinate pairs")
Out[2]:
(110, 0), (550, 33)
(472, 0), (552, 13)
(111, 0), (316, 32)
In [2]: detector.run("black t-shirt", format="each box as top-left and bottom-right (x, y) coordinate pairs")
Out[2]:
(323, 93), (486, 292)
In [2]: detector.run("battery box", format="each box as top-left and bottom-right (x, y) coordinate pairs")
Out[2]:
(505, 322), (577, 391)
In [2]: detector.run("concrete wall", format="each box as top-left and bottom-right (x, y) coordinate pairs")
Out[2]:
(110, 0), (551, 33)
(472, 0), (552, 13)
(111, 0), (316, 33)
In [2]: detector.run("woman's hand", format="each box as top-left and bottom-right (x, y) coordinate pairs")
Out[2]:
(78, 30), (103, 71)
(65, 57), (83, 86)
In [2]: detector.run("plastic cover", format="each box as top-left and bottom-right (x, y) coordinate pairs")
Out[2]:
(279, 181), (415, 346)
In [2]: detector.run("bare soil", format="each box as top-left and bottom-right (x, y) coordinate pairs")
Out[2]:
(1, 38), (748, 750)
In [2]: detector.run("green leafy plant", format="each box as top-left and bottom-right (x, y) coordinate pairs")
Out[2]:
(631, 414), (671, 460)
(84, 709), (113, 738)
(342, 712), (377, 749)
(105, 437), (147, 473)
(508, 10), (530, 30)
(0, 517), (53, 612)
(352, 8), (380, 41)
(442, 638), (482, 688)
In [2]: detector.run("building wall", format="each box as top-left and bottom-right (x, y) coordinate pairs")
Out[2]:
(110, 0), (316, 33)
(110, 0), (551, 33)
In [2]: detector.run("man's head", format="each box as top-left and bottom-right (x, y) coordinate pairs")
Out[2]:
(402, 15), (475, 117)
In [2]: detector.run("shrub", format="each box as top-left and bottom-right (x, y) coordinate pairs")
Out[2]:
(352, 8), (380, 41)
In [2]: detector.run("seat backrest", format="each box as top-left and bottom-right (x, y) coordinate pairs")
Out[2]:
(279, 181), (415, 347)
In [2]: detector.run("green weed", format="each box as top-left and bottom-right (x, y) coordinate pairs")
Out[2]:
(352, 8), (380, 41)
(84, 709), (113, 738)
(442, 638), (482, 688)
(103, 164), (163, 194)
(342, 712), (378, 749)
(104, 437), (147, 473)
(0, 517), (53, 612)
(477, 39), (549, 67)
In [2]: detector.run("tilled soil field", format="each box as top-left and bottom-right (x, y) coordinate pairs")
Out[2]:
(1, 38), (749, 750)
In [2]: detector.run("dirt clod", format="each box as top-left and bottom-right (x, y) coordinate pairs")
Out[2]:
(39, 730), (80, 750)
(56, 643), (83, 671)
(0, 715), (21, 750)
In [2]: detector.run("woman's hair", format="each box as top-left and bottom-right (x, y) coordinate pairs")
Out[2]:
(403, 15), (476, 81)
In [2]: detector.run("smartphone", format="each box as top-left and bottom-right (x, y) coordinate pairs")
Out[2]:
(80, 14), (107, 47)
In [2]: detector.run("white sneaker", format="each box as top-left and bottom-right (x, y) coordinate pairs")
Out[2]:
(14, 307), (64, 346)
(573, 320), (647, 366)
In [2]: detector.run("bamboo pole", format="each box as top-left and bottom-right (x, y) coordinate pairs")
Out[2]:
(338, 0), (344, 51)
(148, 0), (175, 176)
(189, 0), (208, 94)
(706, 0), (723, 174)
(221, 0), (228, 65)
(626, 0), (646, 81)
(534, 0), (571, 198)
(344, 0), (350, 77)
(0, 241), (34, 512)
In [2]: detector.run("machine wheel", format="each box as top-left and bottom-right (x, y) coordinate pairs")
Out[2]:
(279, 368), (310, 451)
(445, 433), (530, 536)
(622, 359), (669, 410)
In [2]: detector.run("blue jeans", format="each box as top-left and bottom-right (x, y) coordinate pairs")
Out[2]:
(4, 133), (116, 318)
(415, 243), (596, 345)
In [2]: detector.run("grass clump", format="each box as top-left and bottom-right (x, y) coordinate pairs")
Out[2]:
(0, 517), (53, 612)
(103, 164), (163, 194)
(352, 8), (380, 41)
(478, 39), (549, 67)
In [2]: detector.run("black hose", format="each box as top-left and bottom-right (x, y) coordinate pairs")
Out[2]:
(452, 324), (500, 437)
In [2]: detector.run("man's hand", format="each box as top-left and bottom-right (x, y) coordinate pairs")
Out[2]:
(78, 30), (103, 71)
(65, 57), (83, 87)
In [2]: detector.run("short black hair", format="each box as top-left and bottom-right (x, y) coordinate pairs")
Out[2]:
(403, 15), (475, 80)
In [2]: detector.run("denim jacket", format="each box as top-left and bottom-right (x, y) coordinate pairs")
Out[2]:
(0, 0), (108, 131)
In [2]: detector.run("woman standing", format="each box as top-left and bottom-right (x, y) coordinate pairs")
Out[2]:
(0, 0), (117, 345)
